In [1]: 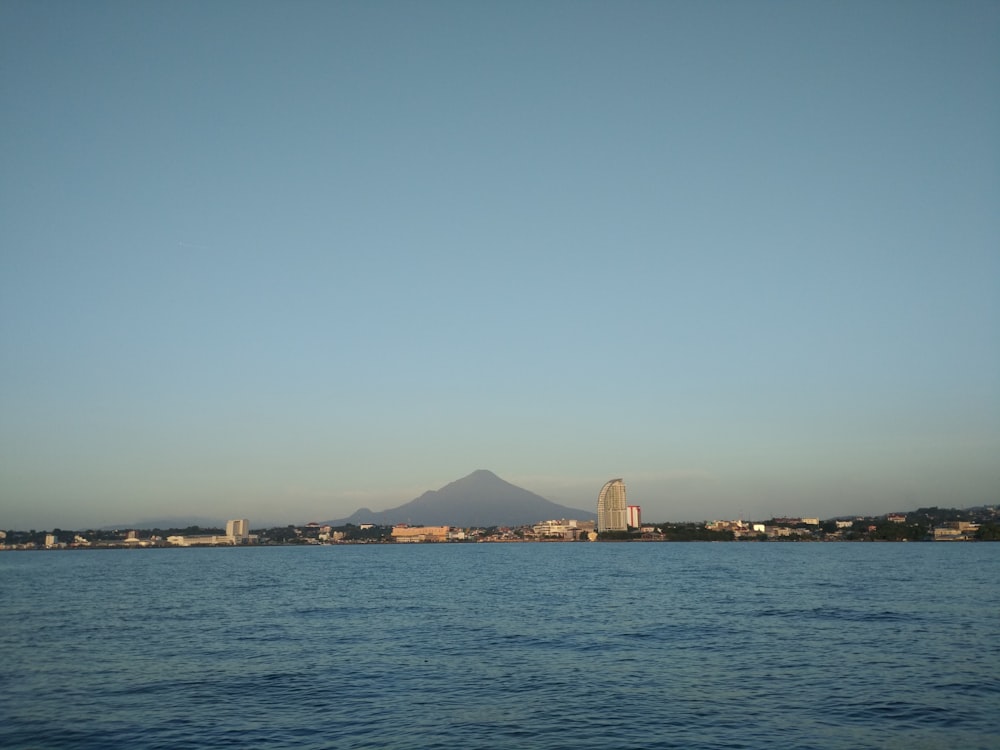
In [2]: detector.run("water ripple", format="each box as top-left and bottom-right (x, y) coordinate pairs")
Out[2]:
(2, 544), (998, 749)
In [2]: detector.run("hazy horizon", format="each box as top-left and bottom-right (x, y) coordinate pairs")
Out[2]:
(2, 2), (998, 531)
(2, 468), (992, 532)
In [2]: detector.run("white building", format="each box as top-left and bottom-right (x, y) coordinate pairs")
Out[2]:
(167, 534), (230, 547)
(532, 519), (594, 539)
(226, 519), (250, 544)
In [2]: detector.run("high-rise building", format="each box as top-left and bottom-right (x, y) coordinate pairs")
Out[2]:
(597, 478), (628, 532)
(627, 505), (641, 529)
(226, 519), (250, 543)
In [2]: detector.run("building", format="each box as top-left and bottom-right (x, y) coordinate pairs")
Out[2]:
(597, 478), (628, 532)
(123, 530), (152, 547)
(933, 521), (979, 541)
(226, 519), (250, 544)
(707, 519), (750, 535)
(167, 519), (253, 547)
(167, 534), (230, 546)
(627, 505), (641, 529)
(391, 525), (450, 543)
(532, 519), (595, 540)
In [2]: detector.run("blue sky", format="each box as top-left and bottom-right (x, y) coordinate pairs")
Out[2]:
(2, 0), (998, 529)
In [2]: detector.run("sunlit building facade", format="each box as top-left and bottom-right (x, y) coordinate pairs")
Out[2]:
(597, 478), (628, 532)
(627, 505), (641, 529)
(226, 519), (250, 543)
(391, 525), (450, 543)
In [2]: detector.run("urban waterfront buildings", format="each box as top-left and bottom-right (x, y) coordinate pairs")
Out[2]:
(597, 478), (628, 532)
(627, 505), (642, 529)
(167, 519), (253, 546)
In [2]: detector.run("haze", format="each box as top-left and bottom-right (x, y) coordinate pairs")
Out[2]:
(2, 1), (998, 530)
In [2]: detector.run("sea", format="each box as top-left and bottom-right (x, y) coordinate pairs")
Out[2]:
(2, 542), (998, 749)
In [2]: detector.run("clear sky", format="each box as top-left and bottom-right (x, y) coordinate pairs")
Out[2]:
(2, 0), (998, 530)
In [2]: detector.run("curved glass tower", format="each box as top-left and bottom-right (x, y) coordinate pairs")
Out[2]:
(597, 478), (628, 532)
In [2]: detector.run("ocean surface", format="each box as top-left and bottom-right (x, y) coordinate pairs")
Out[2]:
(2, 542), (998, 749)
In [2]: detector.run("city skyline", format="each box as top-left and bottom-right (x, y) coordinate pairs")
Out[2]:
(2, 2), (998, 531)
(7, 467), (994, 532)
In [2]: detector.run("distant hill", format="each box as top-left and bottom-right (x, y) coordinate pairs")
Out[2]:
(100, 516), (226, 531)
(326, 470), (596, 528)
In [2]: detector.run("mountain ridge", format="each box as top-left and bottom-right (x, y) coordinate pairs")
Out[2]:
(325, 469), (595, 527)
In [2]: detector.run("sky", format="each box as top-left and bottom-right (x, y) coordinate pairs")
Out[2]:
(2, 0), (998, 530)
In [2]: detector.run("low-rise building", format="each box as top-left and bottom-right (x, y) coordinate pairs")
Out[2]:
(532, 519), (594, 540)
(707, 520), (748, 532)
(167, 534), (236, 546)
(391, 525), (450, 542)
(933, 521), (979, 541)
(123, 532), (152, 547)
(766, 525), (813, 538)
(707, 519), (759, 538)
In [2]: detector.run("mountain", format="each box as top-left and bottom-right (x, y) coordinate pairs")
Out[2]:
(326, 470), (596, 528)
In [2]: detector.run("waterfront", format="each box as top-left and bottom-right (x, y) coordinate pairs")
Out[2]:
(2, 543), (998, 749)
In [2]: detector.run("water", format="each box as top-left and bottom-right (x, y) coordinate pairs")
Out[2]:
(2, 543), (998, 749)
